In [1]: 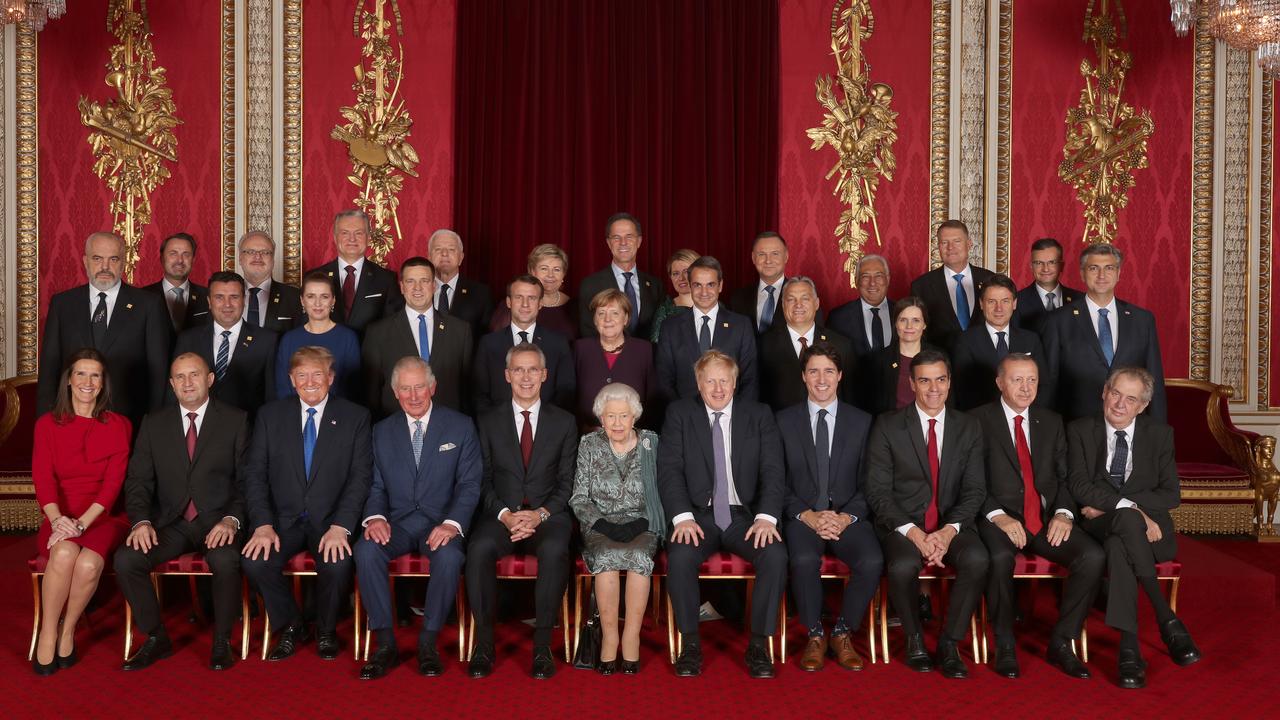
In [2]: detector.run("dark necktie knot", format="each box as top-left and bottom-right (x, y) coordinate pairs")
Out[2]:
(519, 330), (529, 344)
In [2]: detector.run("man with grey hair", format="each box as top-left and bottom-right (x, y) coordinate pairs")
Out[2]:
(758, 276), (856, 410)
(1042, 243), (1166, 421)
(306, 209), (403, 336)
(728, 231), (790, 334)
(828, 253), (894, 413)
(428, 228), (493, 339)
(237, 230), (303, 334)
(38, 231), (172, 428)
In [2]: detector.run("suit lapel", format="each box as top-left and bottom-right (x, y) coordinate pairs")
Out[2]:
(827, 405), (849, 480)
(101, 287), (137, 352)
(1073, 304), (1110, 366)
(712, 305), (736, 350)
(904, 408), (932, 481)
(418, 411), (447, 482)
(692, 403), (715, 485)
(190, 402), (217, 467)
(1114, 300), (1134, 361)
(939, 411), (961, 496)
(729, 406), (747, 488)
(526, 409), (555, 477)
(290, 400), (308, 489)
(993, 406), (1020, 474)
(307, 399), (339, 484)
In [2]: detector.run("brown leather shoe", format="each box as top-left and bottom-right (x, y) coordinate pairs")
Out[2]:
(799, 635), (828, 672)
(830, 632), (865, 671)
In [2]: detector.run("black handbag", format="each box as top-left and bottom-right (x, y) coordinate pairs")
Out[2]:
(572, 594), (602, 670)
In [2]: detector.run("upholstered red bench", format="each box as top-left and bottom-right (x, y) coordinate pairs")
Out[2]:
(1166, 379), (1262, 535)
(776, 556), (883, 665)
(461, 554), (572, 662)
(129, 552), (251, 661)
(354, 552), (468, 662)
(877, 563), (984, 665)
(657, 551), (786, 664)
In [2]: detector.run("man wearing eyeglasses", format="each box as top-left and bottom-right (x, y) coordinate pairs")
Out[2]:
(577, 213), (665, 339)
(237, 231), (303, 334)
(1014, 238), (1082, 333)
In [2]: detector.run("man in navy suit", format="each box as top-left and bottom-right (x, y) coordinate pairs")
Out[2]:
(577, 213), (665, 338)
(778, 343), (881, 672)
(305, 209), (403, 337)
(951, 273), (1045, 410)
(429, 229), (493, 341)
(1014, 238), (1082, 333)
(827, 253), (895, 363)
(237, 230), (303, 334)
(656, 255), (758, 401)
(356, 356), (481, 680)
(141, 232), (210, 334)
(471, 275), (575, 414)
(1041, 243), (1166, 421)
(241, 346), (373, 663)
(727, 231), (789, 335)
(909, 220), (994, 351)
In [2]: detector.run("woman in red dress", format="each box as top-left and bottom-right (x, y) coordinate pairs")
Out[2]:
(32, 348), (131, 675)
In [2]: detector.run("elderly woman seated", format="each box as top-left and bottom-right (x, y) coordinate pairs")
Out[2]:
(569, 383), (664, 675)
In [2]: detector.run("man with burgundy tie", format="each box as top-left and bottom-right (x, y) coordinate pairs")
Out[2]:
(1067, 367), (1198, 689)
(758, 276), (856, 411)
(577, 213), (665, 339)
(306, 209), (403, 337)
(973, 353), (1102, 680)
(114, 353), (250, 671)
(950, 273), (1045, 410)
(865, 349), (988, 678)
(466, 343), (579, 679)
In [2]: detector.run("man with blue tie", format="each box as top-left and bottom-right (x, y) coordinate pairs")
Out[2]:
(241, 346), (373, 662)
(909, 220), (994, 351)
(727, 231), (789, 335)
(355, 356), (481, 679)
(655, 256), (759, 401)
(577, 213), (665, 339)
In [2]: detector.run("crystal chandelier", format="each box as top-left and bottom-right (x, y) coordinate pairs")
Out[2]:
(1171, 1), (1280, 75)
(3, 0), (66, 32)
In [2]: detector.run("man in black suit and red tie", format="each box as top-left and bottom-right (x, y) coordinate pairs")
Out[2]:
(727, 231), (789, 335)
(466, 343), (579, 679)
(865, 349), (988, 679)
(306, 209), (403, 337)
(577, 213), (665, 339)
(658, 350), (786, 679)
(909, 220), (994, 351)
(241, 346), (373, 662)
(429, 229), (493, 341)
(656, 256), (758, 401)
(1014, 237), (1082, 333)
(114, 353), (249, 671)
(778, 343), (881, 672)
(237, 231), (303, 334)
(973, 353), (1102, 680)
(38, 231), (172, 429)
(142, 232), (210, 334)
(951, 273), (1045, 410)
(1068, 367), (1199, 689)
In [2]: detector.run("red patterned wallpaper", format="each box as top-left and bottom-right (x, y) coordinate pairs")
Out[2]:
(1010, 0), (1192, 377)
(300, 0), (456, 273)
(37, 0), (223, 322)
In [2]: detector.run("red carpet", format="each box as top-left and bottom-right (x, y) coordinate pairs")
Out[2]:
(4, 533), (1277, 719)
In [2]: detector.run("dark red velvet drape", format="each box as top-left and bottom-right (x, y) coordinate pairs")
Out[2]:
(452, 0), (779, 295)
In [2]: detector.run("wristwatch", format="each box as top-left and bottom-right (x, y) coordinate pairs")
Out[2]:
(75, 520), (86, 534)
(537, 509), (550, 523)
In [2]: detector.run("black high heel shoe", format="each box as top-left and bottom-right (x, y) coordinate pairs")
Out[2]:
(32, 655), (58, 676)
(56, 642), (78, 670)
(597, 659), (617, 676)
(620, 659), (640, 674)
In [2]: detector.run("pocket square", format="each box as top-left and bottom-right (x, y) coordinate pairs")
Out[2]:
(364, 293), (383, 299)
(439, 442), (457, 452)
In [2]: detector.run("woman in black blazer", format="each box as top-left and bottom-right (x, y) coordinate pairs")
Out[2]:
(866, 297), (940, 415)
(572, 289), (660, 430)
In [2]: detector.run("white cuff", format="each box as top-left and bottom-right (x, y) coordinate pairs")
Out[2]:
(131, 520), (152, 530)
(222, 516), (241, 531)
(895, 523), (915, 537)
(362, 514), (387, 527)
(1115, 499), (1137, 510)
(444, 519), (464, 537)
(985, 509), (1007, 522)
(947, 523), (961, 534)
(1054, 508), (1074, 520)
(497, 507), (510, 521)
(671, 512), (695, 527)
(753, 513), (777, 526)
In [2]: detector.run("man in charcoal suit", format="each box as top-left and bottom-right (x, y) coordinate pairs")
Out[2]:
(909, 220), (994, 351)
(1014, 237), (1082, 333)
(727, 231), (789, 335)
(758, 276), (856, 411)
(578, 213), (665, 339)
(141, 232), (210, 334)
(305, 209), (403, 337)
(471, 275), (574, 414)
(950, 273), (1045, 410)
(656, 255), (758, 401)
(429, 229), (494, 341)
(238, 230), (303, 334)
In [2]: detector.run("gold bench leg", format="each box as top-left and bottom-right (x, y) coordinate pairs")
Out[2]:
(29, 573), (41, 662)
(879, 581), (890, 664)
(239, 579), (250, 661)
(456, 587), (468, 662)
(1169, 577), (1180, 614)
(561, 588), (571, 663)
(666, 592), (676, 664)
(352, 585), (362, 661)
(867, 591), (878, 664)
(778, 592), (787, 664)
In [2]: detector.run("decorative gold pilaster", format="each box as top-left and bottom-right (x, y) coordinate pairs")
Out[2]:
(245, 0), (274, 238)
(1189, 3), (1215, 381)
(15, 27), (39, 377)
(929, 0), (951, 266)
(282, 0), (303, 286)
(1220, 50), (1252, 396)
(1261, 76), (1274, 409)
(993, 0), (1012, 274)
(221, 0), (236, 271)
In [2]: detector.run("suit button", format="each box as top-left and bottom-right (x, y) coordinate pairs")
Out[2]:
(606, 377), (612, 382)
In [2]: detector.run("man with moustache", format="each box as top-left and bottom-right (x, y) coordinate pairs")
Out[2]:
(142, 232), (210, 333)
(655, 256), (759, 401)
(237, 231), (303, 334)
(728, 231), (789, 335)
(578, 213), (665, 339)
(429, 229), (493, 340)
(306, 209), (403, 337)
(758, 277), (856, 411)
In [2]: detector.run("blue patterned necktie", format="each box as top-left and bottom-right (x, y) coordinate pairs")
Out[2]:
(622, 272), (639, 334)
(711, 411), (731, 530)
(417, 313), (430, 360)
(698, 315), (712, 353)
(214, 330), (231, 381)
(1109, 430), (1128, 490)
(954, 273), (970, 331)
(303, 407), (317, 479)
(411, 419), (424, 468)
(760, 285), (776, 333)
(1097, 308), (1114, 365)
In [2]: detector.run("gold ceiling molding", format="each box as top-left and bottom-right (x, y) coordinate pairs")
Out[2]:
(1260, 75), (1273, 409)
(282, 0), (302, 286)
(1189, 2), (1215, 382)
(15, 27), (39, 377)
(220, 0), (236, 271)
(929, 0), (951, 267)
(994, 0), (1012, 275)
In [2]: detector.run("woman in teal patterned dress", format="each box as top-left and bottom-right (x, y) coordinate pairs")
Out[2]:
(648, 248), (700, 342)
(570, 383), (664, 675)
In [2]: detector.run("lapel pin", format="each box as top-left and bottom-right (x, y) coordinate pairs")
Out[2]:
(438, 323), (445, 330)
(891, 362), (898, 369)
(461, 288), (469, 295)
(273, 296), (279, 303)
(1072, 309), (1080, 316)
(245, 335), (253, 342)
(126, 303), (133, 309)
(330, 419), (337, 425)
(1124, 310), (1131, 315)
(722, 322), (729, 328)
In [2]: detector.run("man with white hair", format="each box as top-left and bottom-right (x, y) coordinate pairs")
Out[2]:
(429, 228), (493, 340)
(305, 209), (403, 336)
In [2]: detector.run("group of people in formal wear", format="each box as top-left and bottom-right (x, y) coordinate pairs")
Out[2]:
(30, 211), (1198, 689)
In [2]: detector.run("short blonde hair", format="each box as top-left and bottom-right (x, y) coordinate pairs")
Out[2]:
(289, 345), (335, 373)
(590, 288), (632, 320)
(667, 248), (700, 273)
(527, 244), (569, 273)
(592, 383), (643, 420)
(694, 349), (739, 382)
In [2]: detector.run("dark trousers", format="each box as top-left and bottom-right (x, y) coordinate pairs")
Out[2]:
(882, 528), (988, 643)
(113, 520), (243, 637)
(784, 518), (883, 632)
(354, 513), (465, 638)
(977, 518), (1105, 644)
(667, 507), (787, 637)
(241, 521), (353, 634)
(1081, 508), (1176, 633)
(465, 512), (572, 647)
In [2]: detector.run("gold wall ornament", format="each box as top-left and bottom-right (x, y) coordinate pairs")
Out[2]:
(78, 0), (182, 282)
(1058, 0), (1153, 246)
(807, 0), (898, 286)
(331, 0), (418, 265)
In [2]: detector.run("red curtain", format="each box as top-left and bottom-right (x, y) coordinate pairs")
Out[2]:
(452, 0), (780, 294)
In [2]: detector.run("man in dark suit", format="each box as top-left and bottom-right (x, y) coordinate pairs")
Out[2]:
(658, 350), (786, 679)
(951, 273), (1045, 410)
(577, 212), (665, 338)
(1068, 367), (1199, 689)
(173, 271), (277, 420)
(656, 256), (758, 401)
(364, 257), (473, 418)
(727, 231), (788, 335)
(472, 275), (574, 414)
(306, 209), (403, 337)
(909, 220), (994, 350)
(38, 231), (172, 428)
(142, 232), (210, 334)
(759, 277), (856, 411)
(466, 343), (579, 679)
(238, 230), (303, 334)
(355, 356), (481, 679)
(241, 345), (373, 662)
(974, 353), (1103, 680)
(865, 349), (988, 678)
(1042, 243), (1166, 421)
(113, 353), (249, 671)
(827, 253), (895, 362)
(429, 229), (493, 340)
(1015, 237), (1082, 333)
(779, 343), (881, 672)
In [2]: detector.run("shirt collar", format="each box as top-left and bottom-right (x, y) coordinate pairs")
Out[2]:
(787, 324), (815, 343)
(999, 398), (1029, 424)
(247, 277), (272, 294)
(405, 403), (433, 429)
(1106, 417), (1137, 437)
(807, 399), (838, 418)
(694, 303), (720, 326)
(946, 263), (973, 279)
(1035, 283), (1061, 301)
(162, 278), (190, 294)
(985, 321), (1011, 337)
(179, 397), (211, 422)
(214, 319), (244, 335)
(863, 297), (889, 312)
(339, 256), (365, 277)
(915, 403), (946, 425)
(758, 276), (785, 293)
(90, 282), (122, 303)
(511, 322), (537, 343)
(301, 394), (330, 419)
(405, 304), (434, 325)
(705, 399), (733, 422)
(1085, 295), (1117, 315)
(513, 399), (542, 417)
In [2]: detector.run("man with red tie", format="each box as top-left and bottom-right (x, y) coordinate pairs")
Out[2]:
(973, 354), (1103, 679)
(865, 349), (988, 678)
(305, 209), (403, 338)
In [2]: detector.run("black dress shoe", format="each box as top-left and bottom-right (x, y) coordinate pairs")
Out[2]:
(1159, 618), (1201, 666)
(122, 633), (173, 671)
(918, 594), (935, 622)
(596, 658), (617, 675)
(32, 656), (57, 676)
(316, 632), (340, 660)
(993, 644), (1020, 678)
(745, 643), (774, 679)
(531, 646), (556, 679)
(1117, 647), (1147, 689)
(418, 645), (444, 676)
(621, 659), (640, 675)
(673, 644), (702, 677)
(361, 645), (400, 680)
(904, 633), (933, 673)
(1046, 642), (1091, 679)
(468, 643), (495, 678)
(267, 623), (310, 661)
(209, 636), (236, 671)
(936, 641), (969, 679)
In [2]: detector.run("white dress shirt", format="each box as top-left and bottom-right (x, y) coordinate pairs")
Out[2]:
(511, 322), (537, 345)
(497, 400), (542, 520)
(404, 305), (436, 357)
(338, 256), (366, 294)
(1035, 283), (1063, 310)
(944, 264), (976, 318)
(896, 405), (961, 536)
(433, 271), (460, 309)
(693, 303), (721, 343)
(88, 282), (122, 325)
(610, 263), (643, 318)
(243, 278), (272, 324)
(787, 324), (816, 357)
(299, 394), (330, 429)
(1085, 295), (1119, 346)
(670, 400), (777, 528)
(1105, 417), (1138, 510)
(211, 320), (244, 364)
(862, 298), (892, 347)
(985, 322), (1012, 351)
(985, 399), (1073, 522)
(755, 277), (785, 325)
(134, 398), (239, 530)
